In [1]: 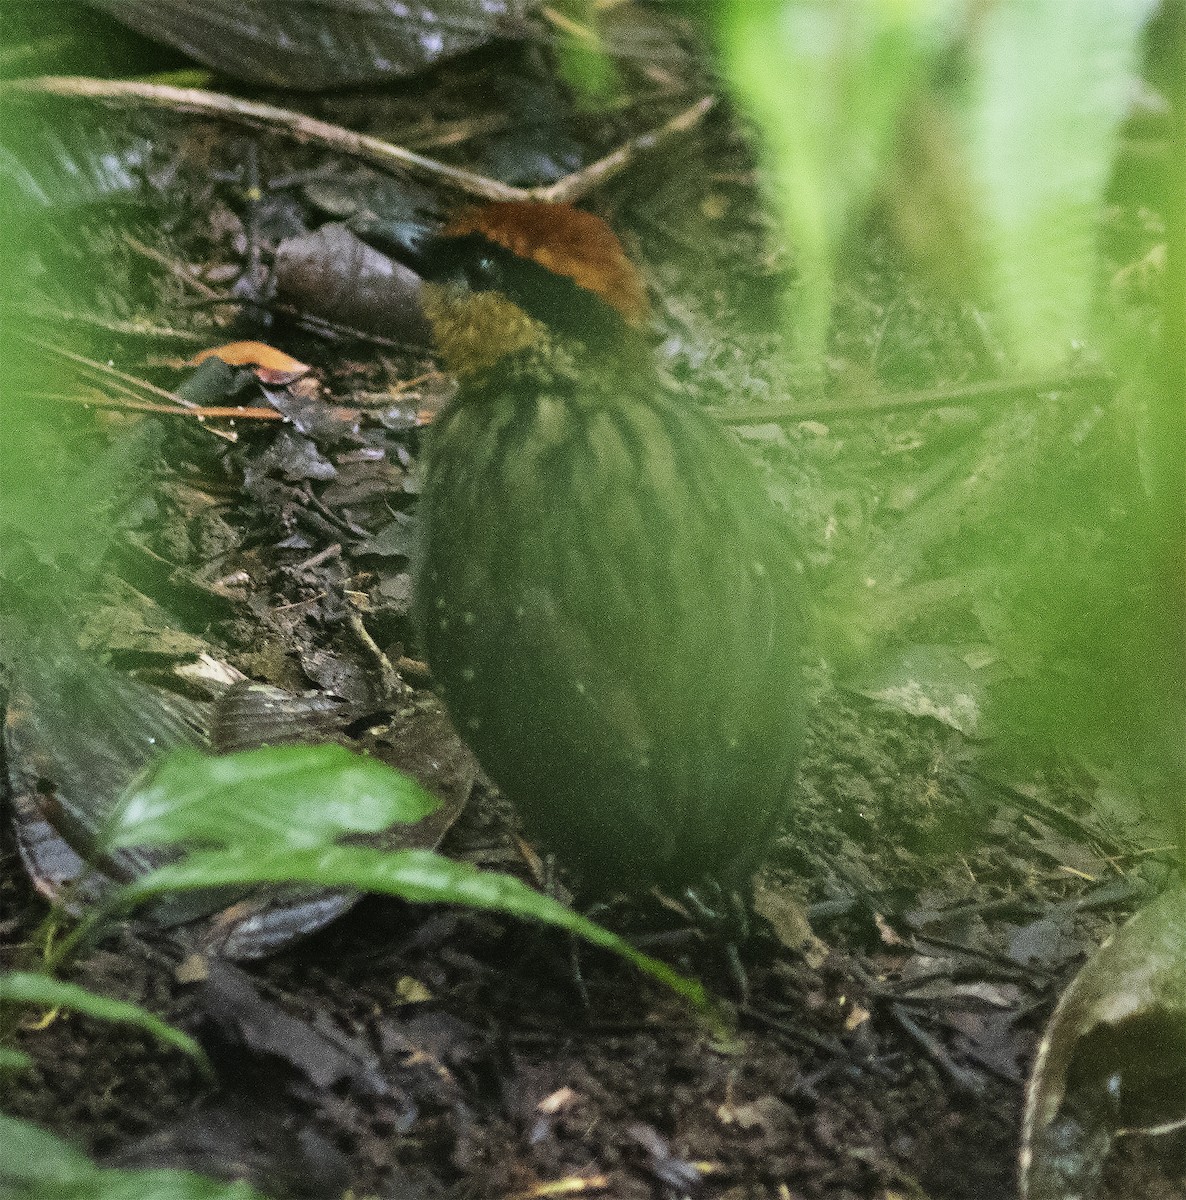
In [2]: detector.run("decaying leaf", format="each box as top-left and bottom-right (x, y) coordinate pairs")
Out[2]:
(1021, 886), (1186, 1200)
(87, 0), (530, 90)
(274, 224), (431, 343)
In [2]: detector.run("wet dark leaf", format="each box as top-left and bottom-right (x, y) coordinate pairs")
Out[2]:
(1022, 887), (1186, 1200)
(274, 223), (430, 343)
(304, 170), (442, 261)
(208, 683), (350, 755)
(192, 961), (391, 1099)
(88, 0), (529, 90)
(249, 430), (337, 483)
(174, 357), (256, 407)
(356, 514), (415, 559)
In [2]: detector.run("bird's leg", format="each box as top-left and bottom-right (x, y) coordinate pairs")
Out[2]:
(681, 881), (752, 1003)
(568, 931), (592, 1009)
(725, 942), (750, 1007)
(535, 852), (605, 1008)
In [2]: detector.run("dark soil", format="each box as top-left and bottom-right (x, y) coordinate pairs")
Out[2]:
(3, 688), (1175, 1200)
(2, 12), (1182, 1200)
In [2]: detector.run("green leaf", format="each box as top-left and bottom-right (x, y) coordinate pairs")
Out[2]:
(0, 1114), (95, 1187)
(718, 0), (951, 366)
(96, 747), (709, 1013)
(119, 846), (708, 1011)
(0, 972), (208, 1072)
(850, 643), (988, 737)
(0, 1114), (267, 1197)
(103, 745), (439, 852)
(0, 1046), (32, 1071)
(958, 0), (1156, 369)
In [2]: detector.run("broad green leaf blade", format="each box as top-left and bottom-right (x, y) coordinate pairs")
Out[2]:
(72, 1172), (264, 1200)
(719, 0), (952, 365)
(104, 745), (439, 852)
(68, 1173), (264, 1200)
(0, 971), (207, 1069)
(0, 1114), (95, 1187)
(960, 0), (1156, 369)
(120, 846), (707, 1010)
(0, 1046), (33, 1071)
(0, 1114), (267, 1197)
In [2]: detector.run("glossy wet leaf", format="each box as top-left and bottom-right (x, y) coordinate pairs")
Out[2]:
(1021, 887), (1186, 1200)
(119, 845), (708, 1010)
(87, 0), (527, 90)
(103, 745), (440, 852)
(273, 224), (430, 342)
(0, 972), (207, 1070)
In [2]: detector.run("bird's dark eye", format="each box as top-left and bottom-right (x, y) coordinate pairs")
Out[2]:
(470, 253), (503, 290)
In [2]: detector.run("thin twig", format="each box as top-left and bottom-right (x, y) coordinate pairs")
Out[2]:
(539, 96), (716, 204)
(8, 76), (714, 207)
(9, 75), (524, 201)
(16, 331), (200, 411)
(29, 390), (282, 422)
(711, 368), (1114, 425)
(890, 1003), (985, 1096)
(122, 232), (225, 300)
(2, 301), (209, 344)
(347, 611), (407, 705)
(540, 5), (600, 44)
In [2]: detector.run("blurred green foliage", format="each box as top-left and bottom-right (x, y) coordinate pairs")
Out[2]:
(711, 0), (1185, 842)
(719, 0), (954, 367)
(550, 0), (621, 102)
(0, 1113), (265, 1199)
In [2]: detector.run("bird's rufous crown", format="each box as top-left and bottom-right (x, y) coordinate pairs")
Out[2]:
(442, 201), (648, 327)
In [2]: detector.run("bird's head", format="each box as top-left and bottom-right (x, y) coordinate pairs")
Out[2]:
(420, 200), (648, 377)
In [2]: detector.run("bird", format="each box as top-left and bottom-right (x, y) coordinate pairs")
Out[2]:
(412, 200), (806, 897)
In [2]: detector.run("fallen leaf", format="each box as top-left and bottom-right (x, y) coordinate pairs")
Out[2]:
(189, 341), (310, 384)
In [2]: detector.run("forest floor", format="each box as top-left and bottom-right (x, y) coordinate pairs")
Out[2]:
(2, 17), (1181, 1200)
